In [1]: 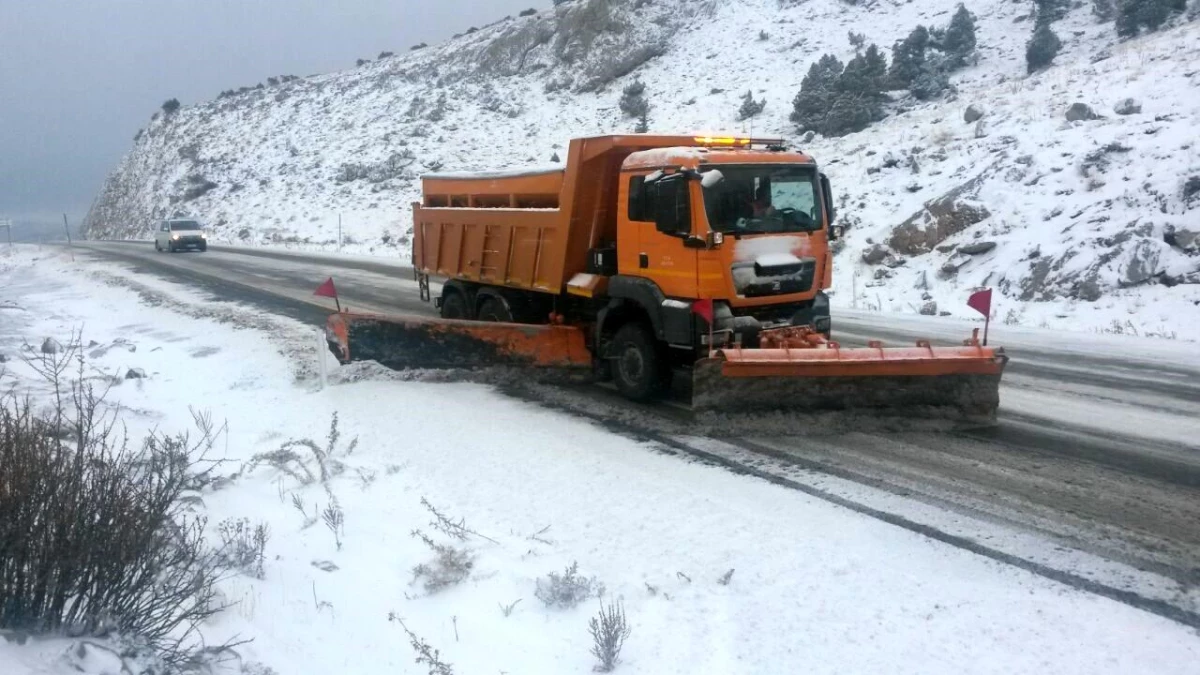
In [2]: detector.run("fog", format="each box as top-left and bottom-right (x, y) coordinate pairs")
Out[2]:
(0, 0), (541, 229)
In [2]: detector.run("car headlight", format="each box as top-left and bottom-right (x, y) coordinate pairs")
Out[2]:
(172, 234), (180, 240)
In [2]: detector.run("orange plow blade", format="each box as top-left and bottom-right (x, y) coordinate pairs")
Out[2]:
(325, 311), (593, 380)
(692, 330), (1008, 424)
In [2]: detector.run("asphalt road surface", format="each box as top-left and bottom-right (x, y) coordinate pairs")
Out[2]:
(74, 240), (1200, 622)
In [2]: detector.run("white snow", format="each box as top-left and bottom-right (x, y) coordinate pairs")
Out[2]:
(425, 165), (564, 180)
(85, 0), (1200, 337)
(3, 246), (1199, 674)
(753, 252), (804, 268)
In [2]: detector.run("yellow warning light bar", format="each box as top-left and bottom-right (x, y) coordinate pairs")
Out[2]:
(694, 136), (751, 146)
(692, 136), (786, 148)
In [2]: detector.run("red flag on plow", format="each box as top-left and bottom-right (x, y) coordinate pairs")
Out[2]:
(967, 288), (992, 345)
(315, 277), (341, 311)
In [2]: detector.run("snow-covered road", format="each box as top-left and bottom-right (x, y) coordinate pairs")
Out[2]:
(3, 243), (1197, 673)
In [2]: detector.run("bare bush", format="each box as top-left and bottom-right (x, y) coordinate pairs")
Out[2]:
(322, 498), (345, 551)
(0, 341), (228, 668)
(535, 561), (603, 609)
(388, 613), (455, 675)
(410, 530), (473, 593)
(588, 598), (631, 672)
(215, 517), (270, 579)
(242, 412), (357, 487)
(421, 497), (497, 543)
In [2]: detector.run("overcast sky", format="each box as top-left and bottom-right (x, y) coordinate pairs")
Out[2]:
(0, 0), (541, 226)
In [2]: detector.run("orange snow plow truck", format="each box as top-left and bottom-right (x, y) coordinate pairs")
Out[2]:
(326, 134), (1007, 423)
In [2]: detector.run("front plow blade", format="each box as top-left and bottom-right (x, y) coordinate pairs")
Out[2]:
(326, 312), (592, 380)
(692, 342), (1008, 424)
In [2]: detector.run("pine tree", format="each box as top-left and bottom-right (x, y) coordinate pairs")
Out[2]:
(791, 55), (844, 131)
(888, 26), (929, 90)
(942, 4), (978, 69)
(1116, 0), (1140, 36)
(1033, 0), (1070, 25)
(737, 90), (767, 121)
(1026, 22), (1063, 73)
(619, 80), (649, 120)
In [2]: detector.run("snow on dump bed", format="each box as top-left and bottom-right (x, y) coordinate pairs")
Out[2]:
(423, 165), (564, 181)
(3, 247), (1199, 674)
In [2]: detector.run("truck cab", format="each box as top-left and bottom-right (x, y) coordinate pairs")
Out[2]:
(616, 140), (837, 346)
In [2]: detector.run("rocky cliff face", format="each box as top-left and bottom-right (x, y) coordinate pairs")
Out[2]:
(85, 0), (1200, 335)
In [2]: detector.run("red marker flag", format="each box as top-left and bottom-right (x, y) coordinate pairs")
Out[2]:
(967, 288), (992, 346)
(314, 277), (341, 312)
(967, 288), (992, 317)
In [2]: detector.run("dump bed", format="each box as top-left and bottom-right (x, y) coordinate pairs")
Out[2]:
(411, 135), (717, 295)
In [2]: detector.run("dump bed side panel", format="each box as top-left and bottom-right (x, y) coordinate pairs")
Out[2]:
(413, 206), (566, 292)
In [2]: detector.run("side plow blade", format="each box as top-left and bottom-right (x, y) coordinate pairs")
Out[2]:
(693, 338), (1008, 425)
(326, 312), (593, 380)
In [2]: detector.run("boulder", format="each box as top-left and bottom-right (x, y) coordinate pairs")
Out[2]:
(862, 244), (891, 265)
(889, 179), (992, 255)
(974, 120), (989, 138)
(1113, 98), (1141, 115)
(41, 338), (60, 355)
(0, 353), (7, 363)
(959, 241), (998, 255)
(800, 130), (816, 143)
(1120, 240), (1161, 287)
(940, 254), (972, 277)
(884, 255), (907, 269)
(1165, 225), (1199, 253)
(125, 368), (147, 380)
(874, 268), (894, 280)
(919, 301), (938, 316)
(1066, 102), (1100, 122)
(964, 104), (985, 123)
(935, 243), (959, 253)
(1185, 176), (1200, 206)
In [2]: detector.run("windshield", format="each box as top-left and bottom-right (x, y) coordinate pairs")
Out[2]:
(170, 221), (202, 230)
(702, 165), (822, 234)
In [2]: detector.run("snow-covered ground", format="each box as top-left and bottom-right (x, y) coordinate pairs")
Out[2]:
(83, 0), (1200, 336)
(3, 248), (1199, 673)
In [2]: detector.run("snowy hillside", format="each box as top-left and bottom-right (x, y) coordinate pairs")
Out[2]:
(84, 0), (1200, 334)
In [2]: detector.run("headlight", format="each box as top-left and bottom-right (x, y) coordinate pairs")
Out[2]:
(172, 234), (180, 240)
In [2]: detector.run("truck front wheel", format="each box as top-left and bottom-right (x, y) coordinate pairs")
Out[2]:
(610, 322), (666, 402)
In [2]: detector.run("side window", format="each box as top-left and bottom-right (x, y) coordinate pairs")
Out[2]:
(160, 222), (168, 232)
(628, 175), (651, 222)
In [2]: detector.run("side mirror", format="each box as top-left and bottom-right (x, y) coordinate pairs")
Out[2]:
(819, 172), (836, 224)
(830, 225), (844, 241)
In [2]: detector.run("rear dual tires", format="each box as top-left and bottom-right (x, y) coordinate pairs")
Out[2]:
(610, 322), (670, 402)
(440, 291), (469, 319)
(476, 297), (512, 323)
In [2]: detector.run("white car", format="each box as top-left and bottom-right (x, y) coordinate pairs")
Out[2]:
(154, 219), (208, 252)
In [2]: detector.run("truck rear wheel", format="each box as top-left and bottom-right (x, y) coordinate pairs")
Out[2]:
(477, 297), (512, 322)
(441, 291), (468, 319)
(610, 322), (667, 402)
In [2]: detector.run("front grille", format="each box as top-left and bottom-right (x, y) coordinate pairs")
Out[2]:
(733, 258), (816, 298)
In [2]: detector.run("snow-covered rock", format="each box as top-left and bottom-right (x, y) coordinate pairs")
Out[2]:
(964, 104), (986, 123)
(1066, 102), (1101, 121)
(1113, 97), (1142, 115)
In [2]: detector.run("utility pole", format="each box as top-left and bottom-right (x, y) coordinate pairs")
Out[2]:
(62, 213), (75, 261)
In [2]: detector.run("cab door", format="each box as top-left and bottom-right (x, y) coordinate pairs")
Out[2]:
(623, 173), (699, 299)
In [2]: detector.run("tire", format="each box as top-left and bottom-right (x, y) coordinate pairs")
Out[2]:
(440, 291), (468, 319)
(199, 243), (207, 252)
(610, 322), (667, 402)
(167, 241), (176, 253)
(476, 296), (512, 322)
(154, 241), (161, 252)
